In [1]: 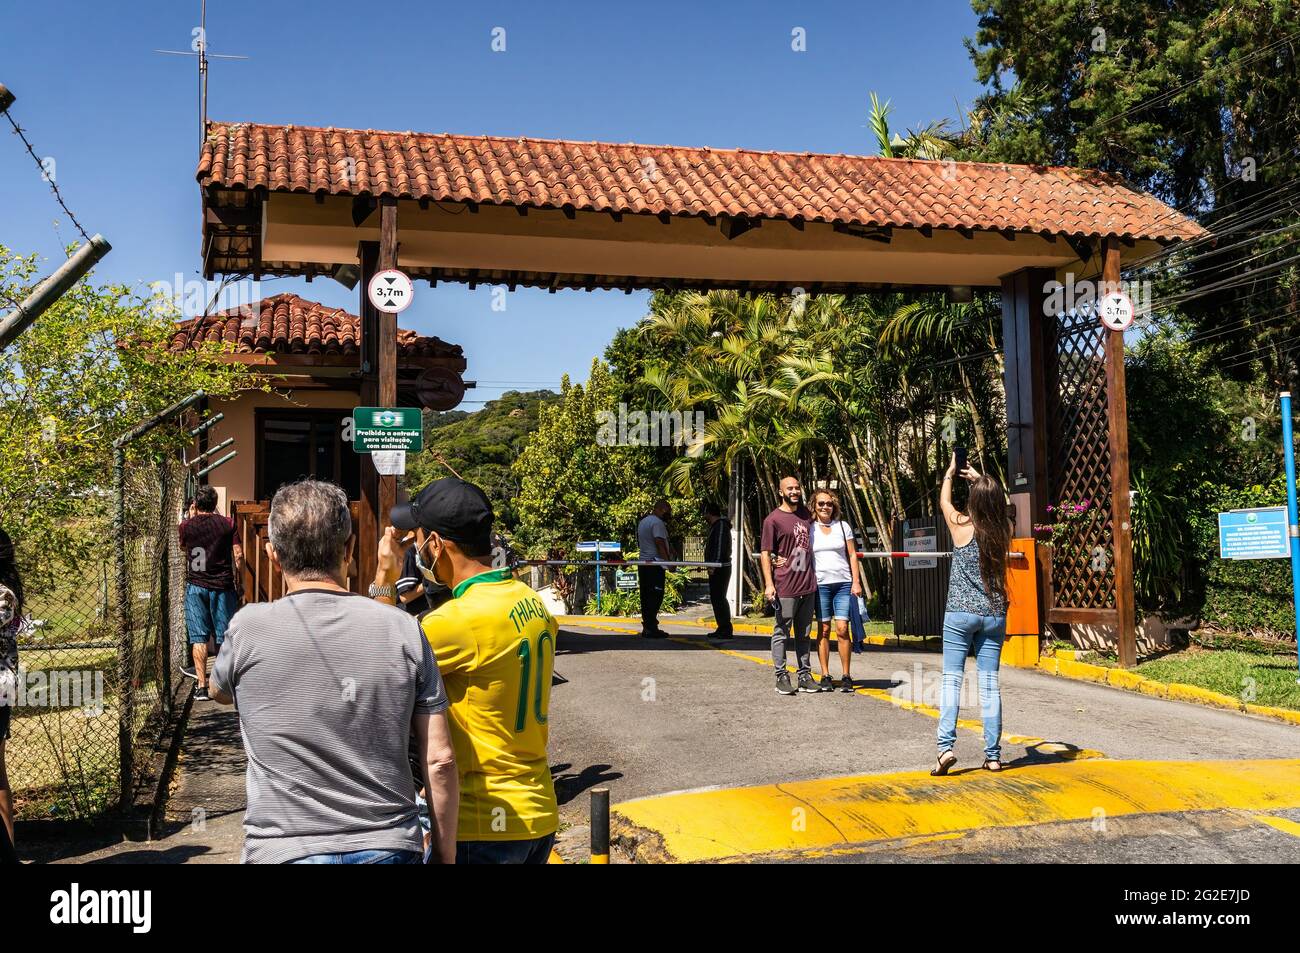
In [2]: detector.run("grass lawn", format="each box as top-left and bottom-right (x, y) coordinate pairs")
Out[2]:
(1079, 645), (1300, 710)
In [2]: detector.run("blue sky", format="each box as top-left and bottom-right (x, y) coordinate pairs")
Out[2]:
(1, 0), (985, 404)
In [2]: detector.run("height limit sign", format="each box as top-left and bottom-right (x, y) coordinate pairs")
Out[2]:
(367, 269), (414, 313)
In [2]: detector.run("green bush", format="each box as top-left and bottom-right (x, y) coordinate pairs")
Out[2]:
(1191, 478), (1296, 640)
(582, 555), (690, 616)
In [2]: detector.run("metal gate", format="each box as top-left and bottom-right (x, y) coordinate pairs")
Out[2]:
(891, 517), (952, 636)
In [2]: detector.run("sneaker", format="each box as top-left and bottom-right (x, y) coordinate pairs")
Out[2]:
(797, 673), (820, 693)
(193, 685), (209, 701)
(817, 675), (835, 692)
(840, 676), (855, 693)
(180, 665), (198, 681)
(775, 672), (796, 695)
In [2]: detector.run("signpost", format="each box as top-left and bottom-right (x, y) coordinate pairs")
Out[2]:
(366, 269), (414, 313)
(1281, 392), (1300, 681)
(352, 407), (423, 453)
(577, 541), (622, 614)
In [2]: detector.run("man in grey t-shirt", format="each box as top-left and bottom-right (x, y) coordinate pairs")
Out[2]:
(210, 480), (459, 864)
(635, 500), (672, 638)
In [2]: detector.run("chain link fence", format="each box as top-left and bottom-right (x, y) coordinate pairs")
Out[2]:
(9, 402), (195, 820)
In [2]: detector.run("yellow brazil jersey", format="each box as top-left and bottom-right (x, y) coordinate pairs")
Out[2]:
(420, 568), (559, 841)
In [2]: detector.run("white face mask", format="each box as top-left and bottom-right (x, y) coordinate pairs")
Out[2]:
(413, 533), (442, 584)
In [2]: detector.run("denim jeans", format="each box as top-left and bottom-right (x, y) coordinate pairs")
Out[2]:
(289, 848), (423, 864)
(937, 611), (1006, 761)
(456, 833), (556, 865)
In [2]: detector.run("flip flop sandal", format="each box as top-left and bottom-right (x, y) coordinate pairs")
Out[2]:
(983, 759), (1004, 772)
(930, 751), (957, 776)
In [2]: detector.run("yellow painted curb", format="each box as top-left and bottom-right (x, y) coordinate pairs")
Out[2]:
(613, 758), (1300, 863)
(1056, 658), (1109, 683)
(1037, 652), (1300, 727)
(1247, 703), (1300, 726)
(1105, 669), (1145, 691)
(1165, 682), (1243, 712)
(1254, 813), (1300, 839)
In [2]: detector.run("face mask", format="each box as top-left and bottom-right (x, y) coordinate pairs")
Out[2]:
(413, 535), (442, 584)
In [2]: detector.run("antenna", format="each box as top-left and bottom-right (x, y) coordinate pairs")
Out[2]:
(154, 0), (249, 150)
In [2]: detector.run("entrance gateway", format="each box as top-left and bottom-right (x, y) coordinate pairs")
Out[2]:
(197, 121), (1204, 663)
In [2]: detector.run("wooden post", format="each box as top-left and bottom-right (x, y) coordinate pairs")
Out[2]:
(1103, 236), (1138, 666)
(357, 240), (380, 591)
(377, 197), (399, 536)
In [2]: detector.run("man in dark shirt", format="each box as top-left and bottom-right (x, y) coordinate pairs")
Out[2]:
(760, 476), (816, 696)
(396, 545), (451, 617)
(178, 485), (243, 700)
(703, 502), (733, 641)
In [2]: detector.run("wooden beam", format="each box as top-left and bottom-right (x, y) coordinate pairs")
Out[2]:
(357, 238), (380, 597)
(377, 196), (399, 551)
(1103, 235), (1137, 667)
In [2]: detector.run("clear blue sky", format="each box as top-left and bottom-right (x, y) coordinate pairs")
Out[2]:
(1, 0), (984, 403)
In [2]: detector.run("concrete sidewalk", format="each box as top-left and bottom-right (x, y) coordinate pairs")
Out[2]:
(31, 696), (247, 864)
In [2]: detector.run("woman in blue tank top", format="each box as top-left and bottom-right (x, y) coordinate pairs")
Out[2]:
(931, 453), (1012, 776)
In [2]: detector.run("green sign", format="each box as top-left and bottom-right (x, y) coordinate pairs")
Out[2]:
(352, 407), (424, 452)
(615, 569), (639, 590)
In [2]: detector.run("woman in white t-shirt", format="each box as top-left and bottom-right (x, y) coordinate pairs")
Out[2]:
(810, 490), (863, 692)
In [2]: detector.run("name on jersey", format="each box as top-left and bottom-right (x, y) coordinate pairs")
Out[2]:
(508, 595), (553, 633)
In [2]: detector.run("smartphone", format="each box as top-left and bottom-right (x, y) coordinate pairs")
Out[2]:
(954, 445), (968, 474)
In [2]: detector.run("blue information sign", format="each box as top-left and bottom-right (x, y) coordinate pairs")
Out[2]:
(1218, 507), (1289, 560)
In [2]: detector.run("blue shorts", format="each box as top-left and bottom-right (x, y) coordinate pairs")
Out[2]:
(816, 581), (852, 622)
(185, 584), (238, 645)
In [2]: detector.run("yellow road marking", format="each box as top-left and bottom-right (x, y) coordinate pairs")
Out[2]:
(560, 620), (1104, 760)
(612, 759), (1300, 863)
(1253, 813), (1300, 839)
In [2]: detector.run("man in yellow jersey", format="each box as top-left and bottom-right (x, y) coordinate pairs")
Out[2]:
(371, 478), (559, 864)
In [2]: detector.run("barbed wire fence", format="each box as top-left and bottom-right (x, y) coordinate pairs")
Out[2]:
(8, 396), (199, 820)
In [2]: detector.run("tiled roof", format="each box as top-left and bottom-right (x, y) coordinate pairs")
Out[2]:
(198, 121), (1204, 242)
(168, 293), (464, 362)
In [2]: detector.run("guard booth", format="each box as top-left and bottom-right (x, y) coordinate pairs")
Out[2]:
(196, 121), (1202, 664)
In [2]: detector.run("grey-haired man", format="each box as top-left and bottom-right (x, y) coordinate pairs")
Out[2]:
(210, 479), (459, 864)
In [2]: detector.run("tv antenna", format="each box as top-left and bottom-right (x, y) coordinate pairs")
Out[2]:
(154, 0), (249, 149)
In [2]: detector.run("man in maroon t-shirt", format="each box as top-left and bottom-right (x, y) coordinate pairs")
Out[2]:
(760, 475), (816, 695)
(178, 485), (243, 700)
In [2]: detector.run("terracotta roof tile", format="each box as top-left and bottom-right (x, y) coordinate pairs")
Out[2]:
(199, 122), (1204, 243)
(167, 293), (463, 361)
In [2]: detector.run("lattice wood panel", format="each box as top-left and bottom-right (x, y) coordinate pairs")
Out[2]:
(1048, 308), (1115, 610)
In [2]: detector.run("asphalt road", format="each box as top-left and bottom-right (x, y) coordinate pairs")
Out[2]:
(550, 622), (1300, 863)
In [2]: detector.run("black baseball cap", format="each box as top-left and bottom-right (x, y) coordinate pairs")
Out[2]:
(390, 478), (494, 550)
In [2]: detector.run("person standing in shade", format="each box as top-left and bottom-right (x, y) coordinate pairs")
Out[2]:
(809, 489), (863, 692)
(0, 528), (22, 863)
(931, 453), (1013, 776)
(760, 476), (818, 695)
(636, 500), (673, 639)
(210, 480), (459, 864)
(179, 485), (243, 701)
(396, 544), (451, 618)
(703, 501), (733, 642)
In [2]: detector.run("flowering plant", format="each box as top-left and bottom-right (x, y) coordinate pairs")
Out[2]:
(1033, 499), (1096, 547)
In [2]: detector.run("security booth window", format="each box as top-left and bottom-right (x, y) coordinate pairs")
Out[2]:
(256, 410), (361, 501)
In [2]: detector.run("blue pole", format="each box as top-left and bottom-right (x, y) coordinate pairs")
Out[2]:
(595, 548), (602, 615)
(1281, 391), (1300, 682)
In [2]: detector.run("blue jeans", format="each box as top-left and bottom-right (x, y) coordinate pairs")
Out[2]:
(816, 581), (852, 621)
(456, 833), (556, 865)
(290, 848), (422, 864)
(937, 611), (1006, 761)
(185, 584), (238, 645)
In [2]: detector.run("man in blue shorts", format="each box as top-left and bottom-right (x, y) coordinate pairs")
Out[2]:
(179, 485), (243, 700)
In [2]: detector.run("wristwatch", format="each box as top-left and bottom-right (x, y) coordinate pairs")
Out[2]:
(368, 582), (396, 599)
